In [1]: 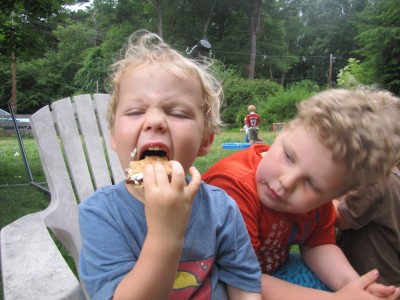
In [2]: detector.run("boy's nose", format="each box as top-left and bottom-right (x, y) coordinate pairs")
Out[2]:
(278, 171), (298, 192)
(143, 111), (167, 132)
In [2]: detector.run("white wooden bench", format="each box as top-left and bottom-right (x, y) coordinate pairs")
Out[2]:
(1, 94), (125, 299)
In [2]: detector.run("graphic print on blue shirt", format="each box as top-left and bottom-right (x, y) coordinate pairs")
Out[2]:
(172, 257), (213, 298)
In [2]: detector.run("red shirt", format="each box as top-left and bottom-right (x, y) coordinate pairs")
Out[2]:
(245, 112), (261, 128)
(202, 144), (336, 274)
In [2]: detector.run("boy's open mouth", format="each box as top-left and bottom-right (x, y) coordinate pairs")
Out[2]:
(140, 147), (168, 160)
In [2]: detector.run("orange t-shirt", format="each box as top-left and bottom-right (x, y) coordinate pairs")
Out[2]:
(202, 144), (336, 274)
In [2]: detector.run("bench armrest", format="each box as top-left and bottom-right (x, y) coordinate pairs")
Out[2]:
(1, 212), (86, 300)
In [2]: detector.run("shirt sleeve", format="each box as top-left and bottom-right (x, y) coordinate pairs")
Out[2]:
(303, 203), (336, 247)
(338, 184), (383, 229)
(79, 193), (136, 300)
(203, 166), (261, 252)
(215, 194), (262, 292)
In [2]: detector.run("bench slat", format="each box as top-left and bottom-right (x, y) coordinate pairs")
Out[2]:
(94, 94), (125, 183)
(74, 94), (112, 189)
(51, 98), (94, 202)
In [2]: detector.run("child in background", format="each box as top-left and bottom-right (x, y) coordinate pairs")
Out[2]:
(334, 94), (400, 286)
(78, 30), (261, 300)
(203, 88), (400, 299)
(245, 104), (261, 145)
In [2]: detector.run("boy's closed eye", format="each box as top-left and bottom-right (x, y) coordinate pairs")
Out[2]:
(305, 178), (320, 192)
(125, 109), (143, 116)
(166, 103), (197, 120)
(284, 150), (294, 163)
(169, 110), (191, 119)
(283, 148), (320, 192)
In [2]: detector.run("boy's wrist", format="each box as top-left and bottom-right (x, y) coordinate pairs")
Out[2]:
(146, 230), (185, 249)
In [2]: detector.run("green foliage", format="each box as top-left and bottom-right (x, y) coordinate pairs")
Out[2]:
(2, 0), (400, 114)
(74, 46), (109, 94)
(354, 0), (400, 94)
(337, 58), (374, 89)
(15, 58), (57, 111)
(222, 78), (282, 126)
(256, 7), (299, 79)
(260, 80), (319, 130)
(281, 0), (363, 87)
(0, 0), (73, 60)
(212, 60), (242, 84)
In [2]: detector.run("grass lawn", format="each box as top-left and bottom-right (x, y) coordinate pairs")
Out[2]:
(0, 136), (49, 228)
(0, 130), (277, 297)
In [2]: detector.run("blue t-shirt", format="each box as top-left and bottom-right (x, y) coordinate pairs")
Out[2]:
(79, 179), (261, 300)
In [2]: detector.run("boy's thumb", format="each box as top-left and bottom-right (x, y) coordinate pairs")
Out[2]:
(358, 269), (379, 289)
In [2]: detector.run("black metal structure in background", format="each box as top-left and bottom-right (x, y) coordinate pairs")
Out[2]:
(7, 101), (50, 195)
(186, 39), (212, 60)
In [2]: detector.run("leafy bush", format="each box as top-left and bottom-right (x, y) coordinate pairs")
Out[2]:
(260, 80), (319, 130)
(337, 58), (374, 89)
(221, 78), (282, 127)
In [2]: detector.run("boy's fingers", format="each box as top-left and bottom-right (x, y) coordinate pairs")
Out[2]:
(357, 269), (380, 289)
(144, 161), (176, 188)
(367, 283), (397, 297)
(186, 166), (201, 197)
(143, 163), (156, 187)
(169, 160), (186, 188)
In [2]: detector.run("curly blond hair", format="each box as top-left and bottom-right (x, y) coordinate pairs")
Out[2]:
(287, 88), (400, 192)
(107, 29), (223, 137)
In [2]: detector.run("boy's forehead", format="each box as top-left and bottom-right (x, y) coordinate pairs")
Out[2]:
(122, 63), (199, 86)
(117, 64), (204, 108)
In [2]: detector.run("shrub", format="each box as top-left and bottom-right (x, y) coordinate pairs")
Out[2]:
(221, 78), (282, 126)
(260, 80), (319, 130)
(337, 58), (375, 89)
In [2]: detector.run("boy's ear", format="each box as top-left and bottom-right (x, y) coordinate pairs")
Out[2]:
(197, 133), (214, 157)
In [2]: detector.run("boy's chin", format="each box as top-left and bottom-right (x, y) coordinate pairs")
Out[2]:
(261, 198), (314, 215)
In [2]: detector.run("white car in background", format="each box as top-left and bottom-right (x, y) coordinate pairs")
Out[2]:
(0, 108), (31, 130)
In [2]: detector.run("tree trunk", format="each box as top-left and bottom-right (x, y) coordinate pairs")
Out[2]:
(245, 0), (262, 79)
(202, 0), (216, 39)
(154, 0), (163, 38)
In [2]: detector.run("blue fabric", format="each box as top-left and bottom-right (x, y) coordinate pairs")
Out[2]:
(272, 253), (331, 291)
(79, 179), (261, 300)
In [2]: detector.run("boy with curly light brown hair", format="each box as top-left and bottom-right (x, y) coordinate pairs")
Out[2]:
(203, 88), (400, 299)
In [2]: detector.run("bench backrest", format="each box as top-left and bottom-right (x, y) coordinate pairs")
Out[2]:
(31, 94), (125, 266)
(1, 94), (125, 299)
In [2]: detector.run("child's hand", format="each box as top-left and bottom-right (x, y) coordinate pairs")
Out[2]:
(366, 282), (400, 299)
(336, 270), (400, 300)
(143, 160), (201, 241)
